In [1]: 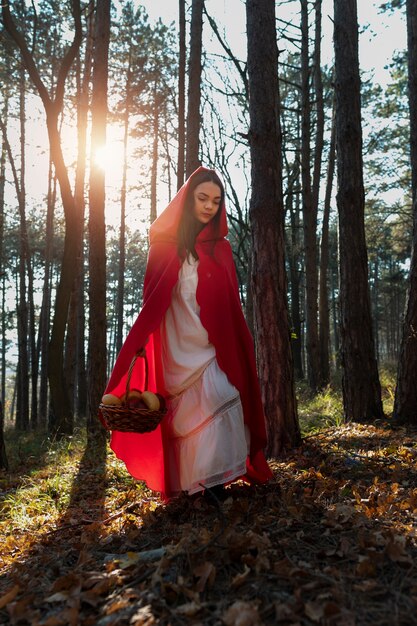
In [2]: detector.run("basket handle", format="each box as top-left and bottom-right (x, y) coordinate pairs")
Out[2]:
(125, 348), (148, 399)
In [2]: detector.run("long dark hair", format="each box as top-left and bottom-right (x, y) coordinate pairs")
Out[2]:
(177, 169), (225, 260)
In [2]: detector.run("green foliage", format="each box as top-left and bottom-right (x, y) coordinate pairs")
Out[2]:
(379, 0), (406, 11)
(297, 363), (397, 433)
(0, 428), (87, 531)
(379, 361), (397, 415)
(297, 382), (345, 435)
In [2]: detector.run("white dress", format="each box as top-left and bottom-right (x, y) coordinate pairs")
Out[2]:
(160, 256), (250, 495)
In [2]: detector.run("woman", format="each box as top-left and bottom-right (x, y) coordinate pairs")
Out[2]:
(103, 166), (272, 500)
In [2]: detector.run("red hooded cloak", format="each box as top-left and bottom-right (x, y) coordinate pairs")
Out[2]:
(104, 167), (272, 498)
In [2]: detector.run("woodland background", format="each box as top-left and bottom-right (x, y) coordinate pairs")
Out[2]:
(0, 0), (416, 464)
(2, 1), (417, 624)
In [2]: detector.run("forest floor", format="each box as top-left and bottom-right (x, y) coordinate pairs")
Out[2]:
(1, 381), (417, 625)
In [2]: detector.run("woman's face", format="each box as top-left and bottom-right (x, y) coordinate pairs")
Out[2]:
(192, 181), (222, 225)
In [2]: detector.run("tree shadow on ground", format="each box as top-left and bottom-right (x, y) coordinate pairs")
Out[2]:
(0, 433), (108, 624)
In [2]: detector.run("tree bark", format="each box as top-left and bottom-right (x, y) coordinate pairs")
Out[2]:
(115, 44), (131, 356)
(150, 82), (159, 223)
(0, 96), (7, 465)
(185, 0), (204, 177)
(318, 102), (336, 387)
(65, 9), (93, 418)
(333, 0), (383, 422)
(246, 0), (300, 456)
(0, 402), (8, 470)
(38, 158), (55, 426)
(177, 0), (186, 189)
(394, 0), (417, 423)
(87, 0), (110, 441)
(300, 0), (320, 392)
(288, 174), (305, 381)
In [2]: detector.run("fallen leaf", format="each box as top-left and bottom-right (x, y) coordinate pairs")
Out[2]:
(193, 561), (216, 592)
(222, 600), (262, 626)
(176, 601), (202, 616)
(305, 600), (325, 622)
(231, 564), (251, 588)
(0, 585), (20, 610)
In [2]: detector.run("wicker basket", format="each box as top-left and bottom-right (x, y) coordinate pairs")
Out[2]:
(99, 351), (167, 433)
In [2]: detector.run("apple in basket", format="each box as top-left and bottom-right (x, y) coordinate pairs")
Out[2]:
(123, 389), (146, 409)
(124, 389), (161, 411)
(155, 393), (166, 411)
(101, 393), (122, 406)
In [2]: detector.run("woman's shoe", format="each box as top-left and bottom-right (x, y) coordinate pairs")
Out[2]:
(204, 484), (228, 502)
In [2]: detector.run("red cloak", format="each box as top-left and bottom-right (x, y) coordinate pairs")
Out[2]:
(105, 167), (272, 498)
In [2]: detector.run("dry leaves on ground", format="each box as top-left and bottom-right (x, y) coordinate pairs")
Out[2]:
(1, 421), (417, 625)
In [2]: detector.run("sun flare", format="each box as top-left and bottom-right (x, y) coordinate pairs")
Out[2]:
(94, 144), (111, 171)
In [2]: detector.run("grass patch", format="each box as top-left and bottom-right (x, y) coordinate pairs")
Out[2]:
(297, 362), (397, 434)
(0, 429), (88, 535)
(297, 381), (344, 435)
(379, 361), (397, 416)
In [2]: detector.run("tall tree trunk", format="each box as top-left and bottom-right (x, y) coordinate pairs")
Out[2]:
(116, 51), (131, 356)
(38, 158), (55, 426)
(373, 257), (379, 361)
(0, 97), (7, 468)
(185, 0), (204, 177)
(318, 102), (336, 387)
(65, 10), (94, 417)
(333, 0), (383, 422)
(288, 181), (304, 381)
(177, 0), (186, 189)
(150, 83), (159, 224)
(0, 402), (7, 470)
(300, 0), (320, 392)
(0, 96), (8, 410)
(246, 0), (300, 456)
(17, 66), (30, 430)
(87, 0), (110, 442)
(393, 0), (417, 424)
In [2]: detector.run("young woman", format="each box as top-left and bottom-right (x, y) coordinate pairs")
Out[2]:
(103, 166), (272, 500)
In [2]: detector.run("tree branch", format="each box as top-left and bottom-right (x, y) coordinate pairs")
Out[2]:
(1, 0), (51, 109)
(203, 4), (249, 97)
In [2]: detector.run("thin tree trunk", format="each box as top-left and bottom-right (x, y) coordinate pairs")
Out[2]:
(185, 0), (204, 177)
(318, 102), (336, 387)
(246, 0), (300, 456)
(150, 83), (159, 223)
(38, 158), (55, 426)
(17, 66), (30, 430)
(0, 401), (8, 470)
(177, 0), (186, 189)
(65, 9), (94, 417)
(87, 0), (110, 442)
(0, 95), (8, 410)
(288, 185), (304, 381)
(301, 0), (320, 392)
(393, 0), (417, 423)
(116, 51), (131, 356)
(333, 0), (383, 422)
(0, 97), (7, 466)
(312, 0), (325, 212)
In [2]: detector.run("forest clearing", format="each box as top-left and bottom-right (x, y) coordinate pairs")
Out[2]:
(1, 378), (417, 626)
